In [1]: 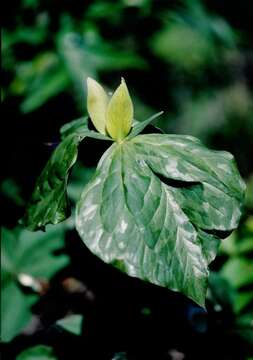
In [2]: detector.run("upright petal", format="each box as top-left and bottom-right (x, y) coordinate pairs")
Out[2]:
(87, 77), (108, 134)
(106, 78), (133, 141)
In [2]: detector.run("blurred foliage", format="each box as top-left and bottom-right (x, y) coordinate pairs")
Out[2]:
(218, 181), (253, 315)
(1, 0), (253, 358)
(207, 176), (253, 351)
(56, 314), (83, 336)
(150, 0), (237, 72)
(1, 225), (69, 342)
(16, 345), (57, 360)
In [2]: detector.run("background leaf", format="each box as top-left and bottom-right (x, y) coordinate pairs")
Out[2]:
(56, 314), (83, 335)
(16, 345), (57, 360)
(221, 258), (253, 289)
(1, 225), (69, 342)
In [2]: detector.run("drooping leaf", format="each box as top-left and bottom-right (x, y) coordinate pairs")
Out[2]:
(22, 134), (81, 231)
(56, 314), (83, 335)
(23, 117), (111, 231)
(76, 134), (245, 306)
(16, 345), (57, 360)
(1, 225), (69, 342)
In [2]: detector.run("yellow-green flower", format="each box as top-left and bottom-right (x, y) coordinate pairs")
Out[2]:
(87, 77), (133, 142)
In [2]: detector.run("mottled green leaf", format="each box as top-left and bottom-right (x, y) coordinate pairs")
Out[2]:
(132, 135), (245, 231)
(76, 134), (245, 306)
(23, 134), (81, 231)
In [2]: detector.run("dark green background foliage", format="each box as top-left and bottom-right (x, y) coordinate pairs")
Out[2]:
(1, 0), (253, 359)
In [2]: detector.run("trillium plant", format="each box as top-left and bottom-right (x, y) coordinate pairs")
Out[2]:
(24, 78), (245, 307)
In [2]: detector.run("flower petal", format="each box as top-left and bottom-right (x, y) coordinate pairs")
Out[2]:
(87, 77), (108, 134)
(106, 78), (133, 141)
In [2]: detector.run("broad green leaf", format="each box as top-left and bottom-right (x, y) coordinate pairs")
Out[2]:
(106, 79), (133, 141)
(87, 77), (108, 134)
(132, 135), (245, 231)
(56, 314), (83, 335)
(1, 225), (69, 342)
(76, 134), (245, 306)
(16, 345), (57, 360)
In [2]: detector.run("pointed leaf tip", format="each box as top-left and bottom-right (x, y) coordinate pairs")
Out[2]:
(106, 79), (133, 141)
(87, 77), (108, 135)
